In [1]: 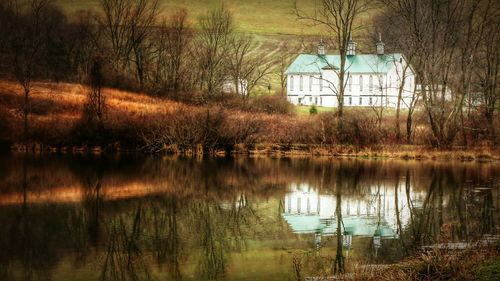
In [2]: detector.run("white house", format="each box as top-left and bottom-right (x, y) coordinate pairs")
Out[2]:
(282, 183), (420, 237)
(282, 182), (425, 249)
(223, 77), (248, 96)
(285, 37), (416, 109)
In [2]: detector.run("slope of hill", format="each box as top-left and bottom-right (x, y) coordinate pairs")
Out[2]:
(56, 0), (317, 35)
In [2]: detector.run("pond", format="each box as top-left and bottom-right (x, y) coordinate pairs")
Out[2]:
(0, 153), (498, 281)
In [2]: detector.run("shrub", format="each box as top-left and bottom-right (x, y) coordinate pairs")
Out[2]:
(309, 105), (318, 115)
(141, 106), (263, 153)
(249, 95), (294, 114)
(311, 110), (382, 146)
(0, 106), (15, 142)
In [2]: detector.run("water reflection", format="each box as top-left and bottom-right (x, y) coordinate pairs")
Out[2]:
(0, 154), (498, 280)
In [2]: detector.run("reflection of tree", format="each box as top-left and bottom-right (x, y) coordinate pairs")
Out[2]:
(394, 173), (408, 255)
(83, 165), (104, 246)
(228, 193), (260, 251)
(411, 173), (443, 245)
(480, 188), (495, 235)
(334, 169), (345, 274)
(151, 197), (183, 280)
(100, 204), (153, 281)
(193, 203), (227, 281)
(0, 155), (61, 281)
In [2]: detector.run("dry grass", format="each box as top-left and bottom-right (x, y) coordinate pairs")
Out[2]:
(0, 79), (498, 160)
(360, 244), (500, 281)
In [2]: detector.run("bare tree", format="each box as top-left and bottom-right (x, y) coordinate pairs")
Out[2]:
(228, 34), (274, 99)
(294, 0), (372, 128)
(455, 0), (495, 146)
(375, 3), (422, 143)
(84, 57), (106, 125)
(275, 42), (299, 97)
(194, 4), (234, 99)
(98, 0), (160, 89)
(3, 0), (53, 146)
(154, 9), (191, 95)
(476, 2), (500, 145)
(128, 0), (160, 89)
(379, 0), (474, 147)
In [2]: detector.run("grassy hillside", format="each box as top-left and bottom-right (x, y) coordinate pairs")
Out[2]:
(56, 0), (376, 36)
(56, 0), (314, 35)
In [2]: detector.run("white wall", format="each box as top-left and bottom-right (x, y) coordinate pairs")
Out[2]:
(283, 182), (425, 233)
(287, 72), (338, 107)
(286, 56), (416, 109)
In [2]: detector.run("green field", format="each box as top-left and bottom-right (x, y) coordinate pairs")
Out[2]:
(56, 0), (321, 35)
(295, 105), (335, 115)
(56, 0), (377, 35)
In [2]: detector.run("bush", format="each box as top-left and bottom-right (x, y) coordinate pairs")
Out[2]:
(248, 95), (294, 114)
(0, 106), (15, 142)
(141, 106), (263, 153)
(309, 105), (318, 115)
(308, 110), (382, 146)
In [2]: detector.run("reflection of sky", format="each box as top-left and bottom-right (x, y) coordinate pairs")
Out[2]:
(282, 183), (423, 238)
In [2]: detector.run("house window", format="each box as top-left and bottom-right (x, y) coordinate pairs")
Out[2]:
(315, 97), (318, 105)
(319, 75), (323, 91)
(309, 96), (312, 102)
(359, 97), (362, 105)
(369, 75), (373, 92)
(349, 96), (352, 105)
(359, 75), (363, 92)
(298, 98), (302, 105)
(369, 97), (373, 105)
(290, 76), (294, 91)
(320, 97), (323, 105)
(309, 76), (313, 91)
(300, 75), (303, 91)
(348, 75), (352, 92)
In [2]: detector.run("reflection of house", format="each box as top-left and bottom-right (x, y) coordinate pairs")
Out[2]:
(286, 36), (415, 108)
(282, 183), (419, 242)
(223, 77), (248, 95)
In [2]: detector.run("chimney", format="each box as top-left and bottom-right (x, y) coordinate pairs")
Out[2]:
(318, 39), (326, 56)
(376, 33), (385, 55)
(347, 36), (356, 56)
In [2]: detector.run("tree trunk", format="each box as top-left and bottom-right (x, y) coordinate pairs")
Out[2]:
(23, 86), (30, 148)
(406, 111), (413, 144)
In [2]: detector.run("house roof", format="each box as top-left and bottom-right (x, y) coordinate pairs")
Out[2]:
(285, 53), (404, 75)
(282, 213), (396, 237)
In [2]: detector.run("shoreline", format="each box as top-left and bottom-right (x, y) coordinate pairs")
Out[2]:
(7, 142), (500, 162)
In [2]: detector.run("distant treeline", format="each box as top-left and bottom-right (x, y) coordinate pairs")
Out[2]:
(0, 0), (277, 98)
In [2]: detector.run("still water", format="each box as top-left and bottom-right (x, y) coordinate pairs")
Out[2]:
(0, 154), (498, 281)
